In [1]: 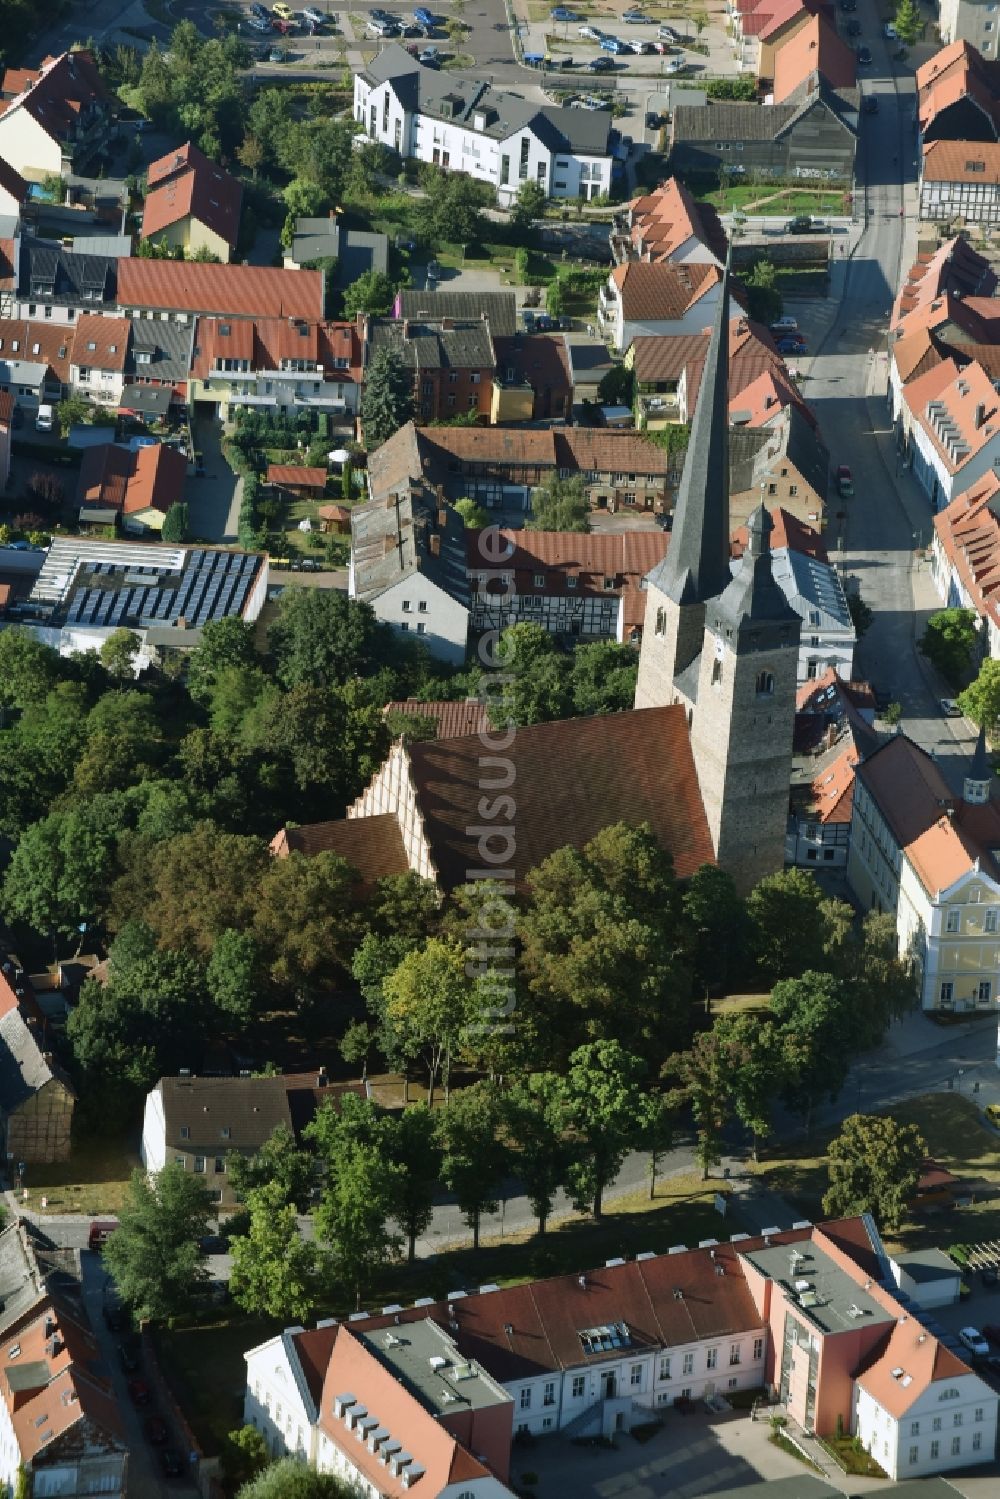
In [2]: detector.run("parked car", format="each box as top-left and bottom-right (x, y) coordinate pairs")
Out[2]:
(663, 58), (688, 74)
(959, 1327), (990, 1357)
(578, 23), (603, 39)
(268, 45), (287, 61)
(786, 214), (815, 234)
(146, 1416), (169, 1446)
(587, 55), (613, 70)
(551, 6), (582, 18)
(34, 404), (55, 432)
(535, 314), (559, 331)
(303, 6), (324, 22)
(940, 698), (962, 718)
(864, 93), (879, 113)
(160, 1450), (185, 1478)
(419, 45), (440, 64)
(413, 5), (435, 22)
(88, 1220), (117, 1250)
(645, 109), (664, 129)
(777, 336), (805, 355)
(247, 14), (273, 31)
(272, 17), (296, 32)
(272, 1), (293, 16)
(883, 21), (897, 37)
(836, 464), (854, 497)
(128, 1378), (151, 1406)
(858, 43), (872, 63)
(657, 23), (680, 39)
(627, 39), (655, 52)
(623, 9), (654, 20)
(600, 35), (626, 52)
(771, 315), (798, 332)
(367, 18), (398, 35)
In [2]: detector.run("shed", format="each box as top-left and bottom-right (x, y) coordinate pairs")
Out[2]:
(889, 1248), (961, 1310)
(317, 503), (351, 534)
(266, 464), (328, 497)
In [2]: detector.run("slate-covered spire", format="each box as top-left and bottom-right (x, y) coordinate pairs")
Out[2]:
(648, 257), (733, 606)
(711, 503), (801, 636)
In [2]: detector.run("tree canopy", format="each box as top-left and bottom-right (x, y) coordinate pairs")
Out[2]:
(823, 1112), (926, 1229)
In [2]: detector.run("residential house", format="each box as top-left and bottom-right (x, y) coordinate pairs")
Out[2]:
(395, 289), (518, 337)
(0, 317), (73, 412)
(789, 667), (878, 868)
(349, 480), (471, 665)
(769, 14), (857, 106)
(903, 356), (1000, 509)
(13, 235), (117, 324)
(769, 544), (855, 682)
(373, 423), (671, 515)
(730, 0), (798, 73)
(566, 339), (617, 406)
(19, 536), (268, 669)
(69, 312), (130, 407)
(920, 138), (1000, 223)
(188, 315), (363, 419)
(140, 1073), (366, 1209)
(848, 727), (1000, 1015)
(917, 40), (1000, 145)
(0, 1221), (127, 1496)
(598, 260), (734, 354)
(244, 1321), (516, 1493)
(939, 0), (1000, 61)
(248, 1217), (998, 1481)
(141, 141), (242, 263)
(490, 334), (573, 423)
(0, 158), (26, 217)
(284, 215), (389, 296)
(627, 316), (785, 430)
(755, 0), (819, 81)
(729, 402), (830, 531)
(122, 319), (194, 412)
(891, 237), (997, 333)
(609, 177), (727, 267)
(0, 962), (74, 1165)
(670, 91), (857, 182)
(467, 528), (669, 644)
(932, 467), (1000, 655)
(354, 46), (613, 204)
(76, 441), (186, 533)
(367, 316), (496, 424)
(0, 50), (115, 181)
(115, 259), (324, 325)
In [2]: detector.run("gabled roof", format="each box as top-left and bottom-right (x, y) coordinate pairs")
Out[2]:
(0, 320), (73, 385)
(629, 316), (780, 386)
(396, 289), (517, 337)
(732, 505), (828, 561)
(76, 442), (186, 518)
(922, 138), (1000, 184)
(909, 357), (1000, 477)
(117, 260), (323, 321)
(383, 699), (491, 739)
(916, 39), (1000, 139)
(934, 467), (1000, 634)
(351, 482), (470, 607)
(368, 316), (495, 373)
(269, 814), (409, 884)
(152, 1073), (365, 1153)
(855, 1319), (971, 1417)
(672, 100), (798, 142)
(398, 704), (715, 889)
(622, 177), (728, 265)
(610, 260), (728, 322)
(191, 315), (363, 381)
(493, 333), (572, 392)
(142, 140), (242, 254)
(71, 313), (129, 372)
(0, 50), (111, 148)
(771, 13), (856, 103)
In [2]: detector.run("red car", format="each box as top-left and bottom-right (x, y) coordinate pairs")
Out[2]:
(128, 1378), (151, 1406)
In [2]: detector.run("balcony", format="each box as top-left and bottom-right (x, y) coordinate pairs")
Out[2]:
(637, 392), (681, 430)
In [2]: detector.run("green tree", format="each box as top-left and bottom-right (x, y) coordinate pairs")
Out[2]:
(386, 1103), (442, 1262)
(99, 628), (141, 680)
(746, 867), (828, 983)
(557, 1041), (655, 1218)
(0, 632), (60, 708)
(509, 179), (546, 228)
(894, 0), (922, 45)
(115, 822), (268, 954)
(56, 391), (95, 435)
(3, 798), (131, 948)
(437, 1083), (509, 1250)
(361, 347), (415, 448)
(919, 608), (977, 687)
(958, 657), (1000, 729)
(527, 474), (590, 532)
(504, 1074), (570, 1234)
(252, 849), (359, 997)
(161, 501), (188, 543)
(268, 589), (389, 690)
(207, 929), (262, 1027)
(487, 623), (571, 729)
(743, 257), (782, 326)
(236, 134), (264, 179)
(770, 970), (854, 1124)
(667, 1028), (728, 1180)
(224, 1426), (269, 1492)
(569, 639), (639, 716)
(416, 169), (490, 244)
(237, 1459), (359, 1499)
(453, 496), (489, 528)
(314, 1135), (403, 1307)
(187, 616), (259, 704)
(343, 269), (396, 318)
(823, 1112), (926, 1230)
(381, 937), (476, 1104)
(847, 588), (874, 638)
(228, 1123), (316, 1212)
(597, 364), (635, 408)
(230, 1181), (330, 1321)
(102, 1165), (212, 1322)
(682, 863), (748, 996)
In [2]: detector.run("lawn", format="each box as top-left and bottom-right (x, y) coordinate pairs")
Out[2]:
(757, 1092), (1000, 1256)
(155, 1314), (281, 1457)
(24, 1131), (140, 1216)
(683, 176), (851, 215)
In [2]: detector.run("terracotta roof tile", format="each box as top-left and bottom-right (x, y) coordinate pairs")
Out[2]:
(732, 505), (828, 561)
(610, 261), (728, 322)
(0, 320), (72, 383)
(142, 141), (242, 253)
(266, 465), (327, 489)
(772, 14), (856, 103)
(191, 316), (362, 380)
(384, 699), (491, 739)
(934, 467), (1000, 633)
(270, 813), (409, 885)
(71, 313), (129, 372)
(923, 138), (1000, 183)
(118, 260), (323, 321)
(910, 358), (1000, 475)
(0, 50), (110, 147)
(401, 705), (715, 890)
(916, 39), (1000, 138)
(623, 177), (728, 265)
(76, 442), (185, 518)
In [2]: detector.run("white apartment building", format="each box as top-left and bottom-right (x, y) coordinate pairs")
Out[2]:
(938, 0), (1000, 55)
(770, 546), (856, 683)
(905, 358), (1000, 511)
(354, 46), (613, 206)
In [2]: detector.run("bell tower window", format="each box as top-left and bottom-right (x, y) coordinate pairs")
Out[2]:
(755, 670), (774, 697)
(655, 606), (666, 636)
(711, 658), (723, 686)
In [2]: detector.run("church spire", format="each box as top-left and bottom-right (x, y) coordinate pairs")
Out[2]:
(648, 257), (733, 607)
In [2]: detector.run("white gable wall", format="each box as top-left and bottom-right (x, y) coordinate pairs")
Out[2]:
(0, 106), (62, 181)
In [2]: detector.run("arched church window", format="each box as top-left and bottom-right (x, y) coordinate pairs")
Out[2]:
(755, 670), (774, 697)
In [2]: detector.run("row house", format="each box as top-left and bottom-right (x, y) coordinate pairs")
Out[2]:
(789, 668), (877, 869)
(14, 236), (116, 325)
(903, 355), (1000, 510)
(892, 236), (997, 334)
(848, 728), (1000, 1016)
(368, 316), (495, 424)
(69, 312), (130, 407)
(491, 334), (573, 424)
(609, 178), (727, 268)
(354, 45), (613, 206)
(0, 317), (73, 411)
(115, 258), (324, 327)
(932, 467), (1000, 655)
(921, 138), (1000, 224)
(939, 0), (1000, 60)
(188, 314), (364, 420)
(730, 403), (830, 531)
(770, 14), (857, 106)
(626, 316), (784, 430)
(248, 1219), (998, 1481)
(917, 40), (1000, 146)
(0, 50), (115, 182)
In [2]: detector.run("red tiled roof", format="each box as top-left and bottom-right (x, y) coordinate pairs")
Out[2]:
(269, 813), (409, 885)
(0, 320), (73, 384)
(0, 49), (110, 147)
(117, 260), (323, 321)
(71, 313), (129, 372)
(191, 316), (363, 379)
(384, 699), (491, 739)
(916, 39), (1000, 138)
(732, 505), (828, 561)
(266, 465), (327, 490)
(416, 425), (670, 477)
(610, 261), (729, 321)
(402, 705), (715, 890)
(77, 442), (185, 518)
(892, 237), (997, 330)
(934, 467), (1000, 634)
(142, 140), (242, 253)
(771, 13), (856, 103)
(623, 177), (728, 265)
(922, 138), (1000, 183)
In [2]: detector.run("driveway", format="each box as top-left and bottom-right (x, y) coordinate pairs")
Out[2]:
(187, 419), (241, 544)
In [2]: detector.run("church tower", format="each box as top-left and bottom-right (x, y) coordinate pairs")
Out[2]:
(689, 505), (801, 893)
(633, 254), (800, 894)
(633, 262), (733, 710)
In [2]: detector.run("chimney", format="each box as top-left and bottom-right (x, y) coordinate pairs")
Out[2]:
(429, 535), (441, 557)
(976, 402), (986, 428)
(437, 508), (447, 527)
(402, 319), (410, 339)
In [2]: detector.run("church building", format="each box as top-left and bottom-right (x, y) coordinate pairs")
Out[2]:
(274, 265), (800, 897)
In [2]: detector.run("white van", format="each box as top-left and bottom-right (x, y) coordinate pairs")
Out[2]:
(35, 404), (54, 432)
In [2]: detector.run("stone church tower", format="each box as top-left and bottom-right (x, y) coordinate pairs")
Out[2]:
(634, 260), (800, 894)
